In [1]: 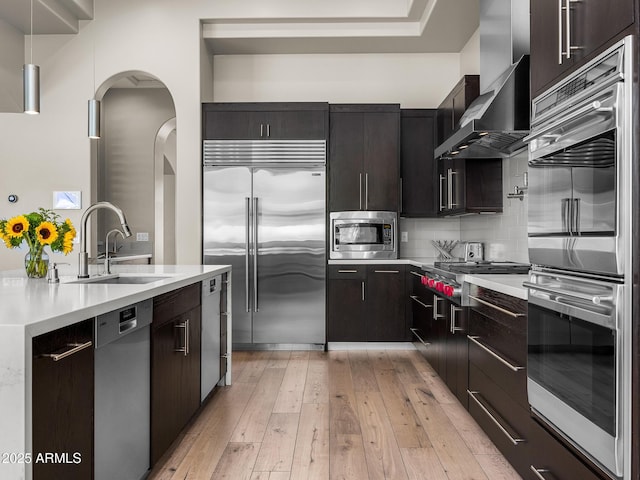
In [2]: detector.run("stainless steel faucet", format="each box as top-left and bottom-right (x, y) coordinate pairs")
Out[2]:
(78, 201), (132, 278)
(104, 229), (125, 275)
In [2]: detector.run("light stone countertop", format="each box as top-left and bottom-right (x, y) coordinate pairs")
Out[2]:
(0, 263), (231, 480)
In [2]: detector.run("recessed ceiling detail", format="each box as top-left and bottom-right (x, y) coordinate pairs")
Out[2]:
(202, 0), (478, 55)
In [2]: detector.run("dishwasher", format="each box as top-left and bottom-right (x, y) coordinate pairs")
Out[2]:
(94, 299), (152, 480)
(201, 275), (222, 401)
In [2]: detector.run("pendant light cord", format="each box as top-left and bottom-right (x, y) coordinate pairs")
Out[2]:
(29, 0), (33, 64)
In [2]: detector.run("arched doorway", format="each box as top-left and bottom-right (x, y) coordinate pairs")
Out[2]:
(92, 71), (177, 265)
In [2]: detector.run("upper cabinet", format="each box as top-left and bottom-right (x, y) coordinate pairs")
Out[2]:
(400, 109), (438, 217)
(329, 104), (400, 212)
(436, 75), (479, 146)
(202, 103), (328, 140)
(530, 0), (635, 98)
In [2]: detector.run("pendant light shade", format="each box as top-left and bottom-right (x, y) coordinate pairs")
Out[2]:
(23, 63), (40, 114)
(88, 99), (101, 139)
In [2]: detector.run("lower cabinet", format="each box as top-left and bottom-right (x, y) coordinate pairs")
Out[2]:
(328, 264), (407, 342)
(32, 319), (94, 480)
(408, 268), (468, 407)
(151, 283), (202, 465)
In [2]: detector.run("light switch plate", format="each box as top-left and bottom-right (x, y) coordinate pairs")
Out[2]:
(136, 232), (149, 241)
(401, 231), (408, 243)
(52, 191), (81, 210)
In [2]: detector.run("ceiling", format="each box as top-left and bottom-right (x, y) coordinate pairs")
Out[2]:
(0, 0), (478, 56)
(202, 0), (480, 55)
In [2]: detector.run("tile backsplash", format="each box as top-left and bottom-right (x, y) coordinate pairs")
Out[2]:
(400, 150), (529, 263)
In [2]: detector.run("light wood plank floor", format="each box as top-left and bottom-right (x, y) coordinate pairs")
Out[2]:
(147, 349), (522, 480)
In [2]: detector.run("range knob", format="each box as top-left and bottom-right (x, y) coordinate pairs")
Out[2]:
(435, 281), (444, 292)
(443, 285), (454, 297)
(428, 278), (436, 288)
(420, 275), (428, 285)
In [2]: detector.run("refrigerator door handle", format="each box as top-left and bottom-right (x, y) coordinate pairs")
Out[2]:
(245, 197), (251, 313)
(253, 197), (259, 312)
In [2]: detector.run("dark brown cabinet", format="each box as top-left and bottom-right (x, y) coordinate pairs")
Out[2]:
(151, 283), (201, 465)
(437, 75), (479, 146)
(444, 301), (468, 409)
(328, 264), (406, 342)
(530, 0), (635, 97)
(438, 157), (503, 216)
(202, 103), (328, 140)
(400, 109), (438, 217)
(329, 104), (400, 212)
(32, 319), (94, 480)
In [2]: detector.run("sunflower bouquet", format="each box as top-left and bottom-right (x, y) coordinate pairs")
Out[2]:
(0, 208), (76, 278)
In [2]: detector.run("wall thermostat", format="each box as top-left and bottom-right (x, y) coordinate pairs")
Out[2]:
(7, 194), (18, 203)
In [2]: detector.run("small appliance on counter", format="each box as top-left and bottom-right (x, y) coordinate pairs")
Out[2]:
(462, 242), (484, 261)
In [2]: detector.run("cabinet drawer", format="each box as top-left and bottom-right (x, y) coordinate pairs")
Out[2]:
(527, 418), (608, 480)
(468, 334), (527, 408)
(328, 265), (366, 280)
(468, 302), (526, 368)
(468, 364), (531, 476)
(153, 283), (201, 328)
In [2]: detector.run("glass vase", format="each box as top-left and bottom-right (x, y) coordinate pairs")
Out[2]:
(25, 248), (49, 279)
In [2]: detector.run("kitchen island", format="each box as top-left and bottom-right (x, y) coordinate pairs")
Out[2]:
(0, 264), (231, 480)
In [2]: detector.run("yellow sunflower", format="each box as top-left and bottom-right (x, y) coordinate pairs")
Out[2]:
(36, 222), (59, 245)
(5, 215), (29, 238)
(62, 231), (74, 255)
(64, 218), (76, 237)
(0, 230), (12, 248)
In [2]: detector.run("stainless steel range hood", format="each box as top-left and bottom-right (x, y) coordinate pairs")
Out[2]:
(435, 0), (530, 160)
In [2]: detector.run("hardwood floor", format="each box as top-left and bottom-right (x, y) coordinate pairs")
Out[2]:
(147, 349), (522, 480)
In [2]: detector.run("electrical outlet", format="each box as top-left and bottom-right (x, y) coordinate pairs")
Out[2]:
(136, 232), (149, 241)
(401, 231), (408, 243)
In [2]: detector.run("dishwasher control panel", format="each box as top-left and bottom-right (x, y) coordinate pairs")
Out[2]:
(95, 298), (152, 348)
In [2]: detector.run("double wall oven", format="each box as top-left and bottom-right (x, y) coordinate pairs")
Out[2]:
(525, 36), (634, 479)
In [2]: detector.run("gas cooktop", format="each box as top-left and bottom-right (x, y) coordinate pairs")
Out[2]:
(433, 261), (530, 275)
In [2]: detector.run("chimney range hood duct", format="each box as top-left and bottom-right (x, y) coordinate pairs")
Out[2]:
(435, 0), (530, 160)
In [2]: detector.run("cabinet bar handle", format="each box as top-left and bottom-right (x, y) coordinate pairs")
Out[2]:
(410, 328), (430, 346)
(409, 271), (423, 278)
(43, 341), (92, 362)
(260, 124), (264, 137)
(399, 178), (403, 213)
(558, 0), (563, 64)
(530, 466), (550, 480)
(468, 294), (525, 318)
(374, 270), (399, 274)
(467, 390), (525, 446)
(361, 281), (365, 302)
(467, 335), (525, 372)
(410, 295), (432, 310)
(439, 174), (446, 211)
(359, 173), (362, 210)
(266, 123), (270, 137)
(447, 168), (453, 210)
(365, 173), (369, 210)
(450, 305), (464, 334)
(433, 296), (444, 320)
(175, 319), (190, 356)
(338, 269), (358, 273)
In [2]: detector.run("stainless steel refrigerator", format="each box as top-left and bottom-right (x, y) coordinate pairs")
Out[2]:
(203, 140), (326, 348)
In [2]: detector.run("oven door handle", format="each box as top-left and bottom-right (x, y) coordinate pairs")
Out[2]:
(523, 281), (613, 305)
(525, 99), (615, 145)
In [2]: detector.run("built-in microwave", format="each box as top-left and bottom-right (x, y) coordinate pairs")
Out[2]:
(329, 211), (397, 259)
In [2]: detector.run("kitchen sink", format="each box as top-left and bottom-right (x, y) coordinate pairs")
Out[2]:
(68, 274), (173, 285)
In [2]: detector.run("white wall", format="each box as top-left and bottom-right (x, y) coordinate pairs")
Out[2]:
(213, 53), (461, 108)
(98, 88), (175, 257)
(459, 28), (480, 76)
(0, 0), (478, 271)
(0, 18), (22, 112)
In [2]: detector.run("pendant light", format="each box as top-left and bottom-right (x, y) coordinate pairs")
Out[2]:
(23, 0), (39, 114)
(88, 28), (101, 138)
